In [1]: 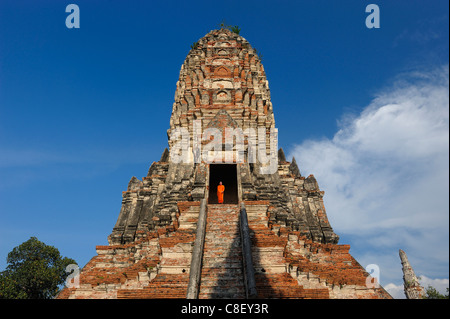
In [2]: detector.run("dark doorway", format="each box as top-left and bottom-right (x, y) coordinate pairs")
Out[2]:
(208, 164), (238, 204)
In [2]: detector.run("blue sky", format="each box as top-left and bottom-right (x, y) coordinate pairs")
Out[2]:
(0, 1), (448, 298)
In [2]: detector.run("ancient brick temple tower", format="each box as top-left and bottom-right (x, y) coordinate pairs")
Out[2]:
(58, 29), (391, 299)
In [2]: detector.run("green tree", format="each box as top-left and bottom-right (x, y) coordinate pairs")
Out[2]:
(0, 237), (76, 299)
(424, 286), (449, 299)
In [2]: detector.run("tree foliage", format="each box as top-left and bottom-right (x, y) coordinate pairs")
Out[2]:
(218, 20), (241, 35)
(0, 237), (76, 299)
(424, 286), (449, 299)
(229, 25), (241, 35)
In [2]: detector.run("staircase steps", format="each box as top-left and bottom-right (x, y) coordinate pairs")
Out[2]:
(198, 204), (246, 299)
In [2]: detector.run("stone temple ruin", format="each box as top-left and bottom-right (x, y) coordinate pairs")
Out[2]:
(58, 29), (392, 299)
(399, 249), (425, 299)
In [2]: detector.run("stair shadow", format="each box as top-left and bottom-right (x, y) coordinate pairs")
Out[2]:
(207, 220), (245, 298)
(200, 204), (277, 299)
(247, 224), (278, 299)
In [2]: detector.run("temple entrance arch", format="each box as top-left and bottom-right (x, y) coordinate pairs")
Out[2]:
(208, 164), (238, 204)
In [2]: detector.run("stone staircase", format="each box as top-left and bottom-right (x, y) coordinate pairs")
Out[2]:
(198, 204), (246, 299)
(115, 201), (331, 299)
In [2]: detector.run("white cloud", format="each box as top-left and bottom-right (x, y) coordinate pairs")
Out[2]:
(419, 275), (449, 296)
(385, 275), (449, 299)
(384, 283), (405, 299)
(288, 65), (449, 288)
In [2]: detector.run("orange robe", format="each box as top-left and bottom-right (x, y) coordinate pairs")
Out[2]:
(217, 184), (225, 204)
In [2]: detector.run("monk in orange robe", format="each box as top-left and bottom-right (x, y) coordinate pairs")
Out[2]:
(217, 181), (225, 204)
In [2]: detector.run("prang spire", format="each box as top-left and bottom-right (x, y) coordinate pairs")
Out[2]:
(399, 249), (425, 299)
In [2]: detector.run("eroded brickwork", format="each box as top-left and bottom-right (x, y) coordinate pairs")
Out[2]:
(246, 201), (390, 299)
(60, 202), (199, 299)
